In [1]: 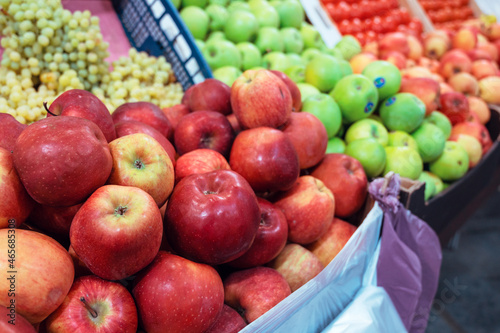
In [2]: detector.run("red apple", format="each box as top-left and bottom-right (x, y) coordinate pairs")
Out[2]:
(447, 72), (479, 96)
(477, 42), (499, 62)
(229, 127), (299, 194)
(310, 154), (368, 218)
(0, 306), (36, 332)
(378, 32), (410, 58)
(0, 229), (74, 324)
(0, 113), (27, 152)
(133, 251), (224, 333)
(227, 197), (288, 269)
(174, 110), (235, 157)
(182, 84), (195, 106)
(0, 148), (34, 228)
(439, 92), (470, 125)
(231, 69), (293, 129)
(268, 243), (324, 292)
(452, 27), (478, 51)
(47, 89), (117, 143)
(273, 176), (335, 244)
(399, 77), (441, 116)
(224, 266), (291, 323)
(174, 148), (231, 184)
(449, 134), (483, 168)
(439, 50), (472, 79)
(45, 275), (138, 333)
(282, 112), (328, 169)
(25, 202), (82, 241)
(407, 35), (424, 60)
(471, 59), (499, 80)
(423, 30), (451, 59)
(481, 22), (500, 41)
(161, 103), (190, 137)
(205, 304), (247, 333)
(382, 51), (407, 70)
(114, 120), (177, 167)
(349, 52), (378, 74)
(466, 48), (493, 61)
(165, 170), (260, 265)
(270, 70), (302, 112)
(479, 76), (500, 104)
(307, 217), (357, 267)
(70, 185), (163, 281)
(467, 96), (491, 125)
(227, 113), (242, 135)
(107, 133), (175, 207)
(450, 121), (493, 155)
(13, 116), (113, 207)
(187, 78), (232, 115)
(68, 245), (93, 278)
(111, 101), (173, 139)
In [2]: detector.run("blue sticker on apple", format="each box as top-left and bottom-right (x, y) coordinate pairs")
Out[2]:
(364, 102), (374, 113)
(374, 77), (385, 88)
(385, 97), (396, 106)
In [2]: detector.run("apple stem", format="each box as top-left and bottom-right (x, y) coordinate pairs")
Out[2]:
(80, 297), (98, 318)
(43, 101), (58, 116)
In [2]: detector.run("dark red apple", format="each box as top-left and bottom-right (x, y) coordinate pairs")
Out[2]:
(227, 113), (242, 135)
(13, 116), (113, 207)
(26, 202), (82, 240)
(68, 245), (93, 278)
(229, 127), (300, 194)
(310, 154), (368, 218)
(45, 275), (138, 333)
(224, 266), (291, 323)
(270, 70), (302, 112)
(111, 101), (173, 139)
(47, 89), (117, 143)
(0, 113), (27, 152)
(0, 306), (36, 332)
(205, 304), (247, 333)
(182, 84), (195, 106)
(439, 92), (470, 125)
(165, 170), (260, 265)
(174, 148), (231, 184)
(227, 197), (288, 269)
(114, 120), (177, 167)
(161, 103), (190, 134)
(282, 112), (328, 169)
(174, 110), (235, 157)
(132, 251), (224, 333)
(70, 185), (163, 281)
(187, 78), (232, 115)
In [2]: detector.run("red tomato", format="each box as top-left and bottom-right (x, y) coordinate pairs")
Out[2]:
(399, 7), (411, 24)
(354, 32), (367, 45)
(372, 16), (384, 33)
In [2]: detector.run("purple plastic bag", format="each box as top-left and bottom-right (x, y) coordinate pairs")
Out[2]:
(370, 173), (442, 332)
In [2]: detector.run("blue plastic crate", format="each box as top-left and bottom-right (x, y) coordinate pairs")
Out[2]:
(111, 0), (212, 91)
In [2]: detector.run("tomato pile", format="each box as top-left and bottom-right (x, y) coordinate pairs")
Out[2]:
(419, 0), (474, 31)
(321, 0), (423, 45)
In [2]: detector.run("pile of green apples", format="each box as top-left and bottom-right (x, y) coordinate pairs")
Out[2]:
(173, 0), (362, 87)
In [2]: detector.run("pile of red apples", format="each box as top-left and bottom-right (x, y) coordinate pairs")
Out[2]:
(0, 69), (365, 332)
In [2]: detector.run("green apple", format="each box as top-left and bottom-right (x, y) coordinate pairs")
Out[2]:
(301, 93), (342, 138)
(287, 53), (304, 66)
(212, 66), (242, 87)
(280, 27), (304, 54)
(338, 59), (353, 78)
(202, 39), (241, 70)
(305, 54), (342, 93)
(206, 4), (229, 31)
(326, 137), (346, 154)
(411, 122), (446, 162)
(271, 0), (304, 29)
(255, 27), (284, 53)
(251, 3), (280, 28)
(429, 141), (469, 181)
(297, 83), (320, 102)
(224, 10), (258, 43)
(452, 134), (483, 168)
(171, 0), (181, 9)
(426, 171), (445, 195)
(330, 74), (379, 124)
(248, 0), (268, 9)
(368, 114), (384, 124)
(362, 60), (402, 101)
(194, 39), (205, 50)
(209, 0), (229, 6)
(384, 146), (423, 180)
(300, 23), (326, 49)
(345, 138), (387, 178)
(387, 130), (418, 151)
(344, 118), (389, 146)
(379, 93), (426, 133)
(180, 6), (210, 40)
(418, 171), (437, 201)
(227, 1), (251, 13)
(301, 48), (322, 64)
(334, 35), (362, 61)
(322, 46), (344, 60)
(284, 64), (306, 83)
(182, 0), (207, 7)
(423, 111), (452, 139)
(236, 42), (262, 70)
(261, 51), (290, 72)
(206, 31), (226, 42)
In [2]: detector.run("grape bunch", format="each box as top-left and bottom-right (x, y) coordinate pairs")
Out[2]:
(0, 0), (183, 124)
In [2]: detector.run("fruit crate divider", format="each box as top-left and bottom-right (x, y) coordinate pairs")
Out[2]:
(111, 0), (213, 91)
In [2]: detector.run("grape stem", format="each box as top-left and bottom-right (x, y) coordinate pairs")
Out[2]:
(43, 101), (58, 116)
